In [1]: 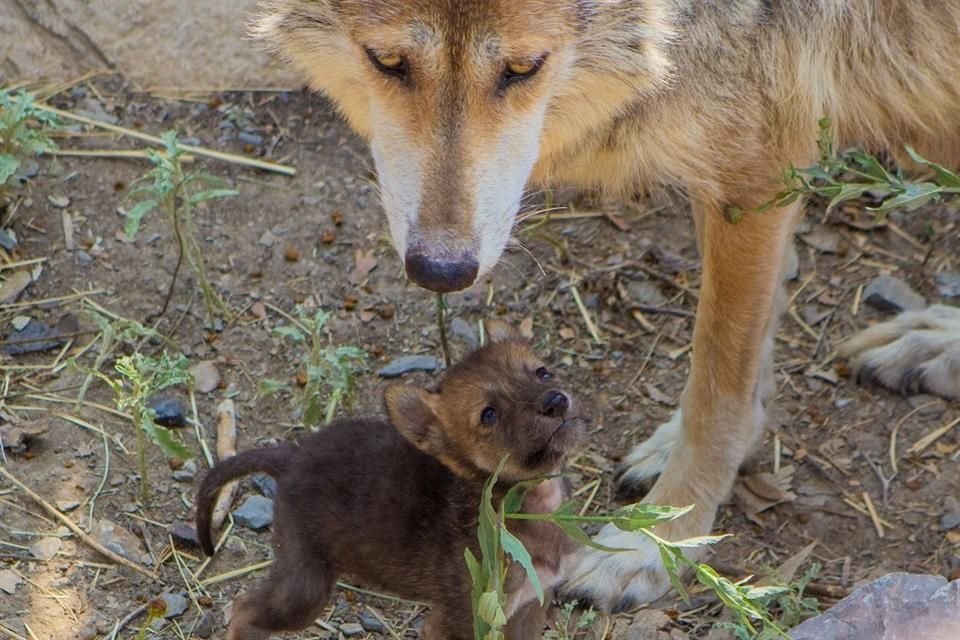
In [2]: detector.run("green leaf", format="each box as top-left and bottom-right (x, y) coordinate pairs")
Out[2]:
(824, 183), (874, 212)
(609, 503), (694, 531)
(124, 199), (158, 238)
(257, 378), (288, 397)
(848, 150), (893, 182)
(657, 541), (689, 602)
(905, 145), (960, 188)
(0, 155), (19, 185)
(501, 476), (549, 516)
(669, 533), (732, 549)
(477, 591), (507, 628)
(548, 518), (635, 554)
(500, 526), (544, 604)
(303, 394), (323, 427)
(141, 411), (191, 459)
(272, 325), (305, 342)
(188, 189), (239, 205)
(870, 182), (941, 214)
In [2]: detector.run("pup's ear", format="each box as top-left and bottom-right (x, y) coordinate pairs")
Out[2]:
(483, 319), (524, 345)
(385, 384), (444, 456)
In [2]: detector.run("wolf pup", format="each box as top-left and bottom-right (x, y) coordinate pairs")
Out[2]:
(195, 321), (585, 640)
(253, 0), (960, 609)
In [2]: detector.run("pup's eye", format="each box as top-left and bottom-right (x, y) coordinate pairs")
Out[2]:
(366, 49), (408, 79)
(499, 56), (546, 91)
(480, 407), (498, 425)
(535, 366), (551, 381)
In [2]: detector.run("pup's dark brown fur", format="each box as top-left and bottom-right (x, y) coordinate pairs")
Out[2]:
(195, 321), (585, 640)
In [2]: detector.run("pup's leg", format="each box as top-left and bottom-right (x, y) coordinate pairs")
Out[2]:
(421, 607), (474, 640)
(561, 198), (802, 611)
(840, 304), (960, 399)
(225, 555), (336, 640)
(504, 594), (551, 640)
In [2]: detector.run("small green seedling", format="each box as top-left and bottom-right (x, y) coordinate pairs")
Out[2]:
(731, 118), (960, 221)
(80, 350), (193, 500)
(717, 563), (821, 639)
(469, 459), (790, 640)
(0, 89), (58, 207)
(260, 306), (367, 428)
(542, 601), (598, 640)
(125, 130), (237, 323)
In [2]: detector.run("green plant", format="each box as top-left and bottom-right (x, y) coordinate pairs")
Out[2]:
(82, 350), (193, 500)
(125, 130), (237, 323)
(468, 459), (790, 640)
(542, 601), (598, 640)
(0, 90), (58, 206)
(260, 306), (367, 428)
(717, 563), (821, 640)
(730, 118), (960, 222)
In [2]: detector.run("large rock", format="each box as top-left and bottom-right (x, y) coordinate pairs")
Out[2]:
(0, 1), (299, 89)
(790, 573), (960, 640)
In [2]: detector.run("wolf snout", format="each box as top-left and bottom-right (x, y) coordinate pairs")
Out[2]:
(540, 390), (570, 417)
(404, 249), (478, 292)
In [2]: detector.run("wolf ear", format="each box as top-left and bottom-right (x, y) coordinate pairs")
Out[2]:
(483, 319), (524, 345)
(385, 384), (444, 456)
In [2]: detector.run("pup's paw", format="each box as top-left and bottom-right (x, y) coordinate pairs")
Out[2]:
(614, 411), (682, 498)
(840, 304), (960, 399)
(558, 524), (675, 613)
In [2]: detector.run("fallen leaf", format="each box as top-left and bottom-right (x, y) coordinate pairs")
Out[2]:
(643, 382), (676, 406)
(734, 466), (797, 525)
(759, 540), (818, 586)
(519, 316), (534, 340)
(349, 249), (378, 285)
(0, 422), (48, 453)
(604, 211), (631, 232)
(800, 228), (843, 254)
(0, 271), (32, 304)
(558, 327), (575, 341)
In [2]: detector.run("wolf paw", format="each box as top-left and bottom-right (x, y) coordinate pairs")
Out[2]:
(840, 304), (960, 399)
(614, 411), (682, 498)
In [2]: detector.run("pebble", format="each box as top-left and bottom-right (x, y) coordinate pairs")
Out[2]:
(190, 360), (221, 393)
(169, 522), (200, 547)
(0, 228), (17, 251)
(56, 500), (80, 512)
(232, 496), (274, 530)
(449, 317), (478, 348)
(935, 271), (960, 298)
(258, 230), (277, 247)
(252, 473), (278, 499)
(225, 537), (248, 557)
(48, 195), (70, 208)
(863, 275), (926, 312)
(359, 611), (387, 634)
(172, 459), (198, 482)
(377, 355), (442, 378)
(941, 497), (960, 531)
(161, 592), (189, 619)
(237, 131), (264, 146)
(148, 395), (187, 428)
(907, 394), (947, 419)
(340, 623), (364, 637)
(30, 537), (61, 561)
(2, 318), (65, 355)
(627, 279), (668, 306)
(194, 611), (215, 639)
(91, 519), (145, 563)
(0, 569), (22, 594)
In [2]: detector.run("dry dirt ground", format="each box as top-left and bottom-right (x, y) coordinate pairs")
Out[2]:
(1, 76), (958, 640)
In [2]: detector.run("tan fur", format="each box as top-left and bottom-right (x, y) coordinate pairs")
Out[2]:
(254, 0), (960, 610)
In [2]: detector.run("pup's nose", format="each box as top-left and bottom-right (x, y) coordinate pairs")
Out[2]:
(404, 251), (479, 293)
(541, 390), (570, 418)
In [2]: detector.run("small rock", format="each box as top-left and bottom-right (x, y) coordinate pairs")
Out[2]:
(48, 195), (71, 208)
(29, 537), (61, 561)
(0, 271), (33, 305)
(258, 230), (276, 247)
(56, 500), (80, 513)
(941, 497), (960, 531)
(377, 355), (442, 378)
(907, 394), (947, 419)
(169, 522), (200, 547)
(935, 271), (960, 298)
(148, 395), (187, 428)
(340, 623), (364, 637)
(450, 317), (478, 348)
(1, 318), (69, 356)
(0, 228), (18, 251)
(160, 592), (189, 619)
(225, 537), (247, 557)
(863, 275), (926, 312)
(237, 131), (264, 146)
(0, 569), (23, 594)
(252, 473), (278, 499)
(191, 361), (221, 393)
(627, 279), (668, 306)
(232, 496), (274, 530)
(359, 611), (387, 634)
(800, 228), (843, 254)
(194, 611), (215, 639)
(91, 519), (146, 564)
(173, 459), (198, 483)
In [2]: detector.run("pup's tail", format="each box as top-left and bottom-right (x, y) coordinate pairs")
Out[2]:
(195, 446), (289, 556)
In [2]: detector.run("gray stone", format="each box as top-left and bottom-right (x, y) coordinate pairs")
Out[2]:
(148, 395), (187, 428)
(359, 611), (387, 634)
(863, 275), (926, 312)
(161, 592), (189, 619)
(450, 317), (478, 348)
(91, 519), (145, 564)
(0, 228), (17, 251)
(340, 623), (364, 637)
(169, 522), (199, 547)
(789, 573), (960, 640)
(626, 279), (668, 306)
(232, 496), (274, 530)
(237, 131), (264, 146)
(941, 497), (960, 531)
(29, 537), (62, 561)
(252, 473), (277, 499)
(935, 271), (960, 298)
(377, 355), (442, 378)
(173, 459), (197, 483)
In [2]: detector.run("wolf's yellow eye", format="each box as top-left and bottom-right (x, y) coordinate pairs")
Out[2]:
(507, 61), (536, 76)
(376, 54), (404, 69)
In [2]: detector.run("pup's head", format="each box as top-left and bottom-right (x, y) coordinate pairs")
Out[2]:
(255, 0), (674, 291)
(384, 320), (587, 482)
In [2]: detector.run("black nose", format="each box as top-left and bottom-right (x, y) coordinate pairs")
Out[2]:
(404, 251), (479, 293)
(541, 390), (569, 418)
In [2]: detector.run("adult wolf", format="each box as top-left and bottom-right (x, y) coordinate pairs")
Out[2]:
(254, 0), (960, 610)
